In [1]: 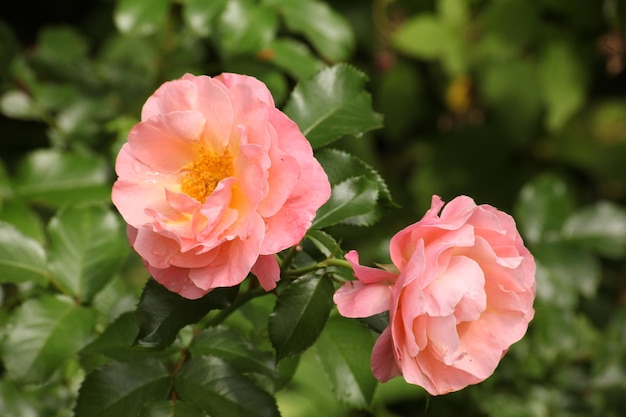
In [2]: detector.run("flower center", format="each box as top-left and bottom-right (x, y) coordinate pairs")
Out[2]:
(180, 149), (233, 202)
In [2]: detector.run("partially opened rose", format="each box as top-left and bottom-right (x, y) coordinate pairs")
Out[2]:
(334, 195), (535, 395)
(112, 73), (331, 299)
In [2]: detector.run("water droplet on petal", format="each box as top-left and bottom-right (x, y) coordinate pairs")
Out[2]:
(151, 241), (169, 257)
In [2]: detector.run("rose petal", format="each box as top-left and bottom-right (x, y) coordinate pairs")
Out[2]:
(169, 246), (219, 269)
(112, 145), (177, 228)
(216, 73), (275, 106)
(410, 349), (480, 395)
(129, 111), (205, 173)
(334, 280), (393, 318)
(439, 195), (478, 228)
(452, 315), (509, 380)
(396, 281), (426, 357)
(257, 125), (300, 218)
(142, 77), (198, 121)
(425, 315), (460, 365)
(132, 227), (180, 269)
(345, 250), (397, 285)
(227, 82), (272, 152)
(394, 346), (439, 395)
(424, 255), (485, 319)
(233, 142), (270, 209)
(194, 177), (238, 246)
(149, 264), (208, 300)
(371, 327), (401, 382)
(251, 254), (281, 291)
(258, 111), (331, 254)
(188, 75), (235, 151)
(188, 215), (264, 290)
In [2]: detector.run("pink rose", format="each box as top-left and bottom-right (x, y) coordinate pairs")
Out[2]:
(112, 73), (331, 299)
(334, 195), (536, 395)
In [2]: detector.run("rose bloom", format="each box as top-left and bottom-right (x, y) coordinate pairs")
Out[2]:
(112, 73), (331, 299)
(334, 195), (536, 395)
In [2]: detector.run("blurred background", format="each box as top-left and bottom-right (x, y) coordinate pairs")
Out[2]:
(1, 0), (626, 416)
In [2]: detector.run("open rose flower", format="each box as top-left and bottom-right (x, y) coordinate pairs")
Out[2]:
(334, 195), (535, 395)
(112, 73), (331, 299)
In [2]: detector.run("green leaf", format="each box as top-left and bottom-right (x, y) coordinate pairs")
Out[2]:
(80, 312), (148, 372)
(316, 148), (394, 206)
(284, 64), (383, 149)
(139, 400), (206, 417)
(114, 0), (170, 36)
(561, 201), (626, 258)
(280, 1), (354, 62)
(0, 221), (47, 286)
(391, 3), (469, 75)
(13, 149), (110, 207)
(482, 0), (539, 51)
(534, 242), (601, 308)
(539, 40), (588, 131)
(175, 356), (280, 417)
(0, 158), (10, 200)
(592, 305), (626, 389)
(530, 303), (597, 363)
(74, 358), (172, 417)
(2, 295), (97, 383)
(98, 36), (159, 104)
(274, 347), (348, 417)
(514, 174), (575, 245)
(263, 38), (324, 80)
(235, 290), (276, 334)
(305, 229), (341, 258)
(135, 278), (239, 350)
(274, 355), (300, 392)
(0, 379), (40, 417)
(311, 177), (379, 229)
(438, 0), (469, 28)
(30, 82), (80, 113)
(48, 95), (117, 147)
(35, 26), (88, 67)
(183, 0), (227, 37)
(189, 326), (275, 377)
(0, 90), (42, 120)
(392, 15), (448, 60)
(375, 60), (425, 141)
(478, 59), (543, 144)
(358, 311), (390, 334)
(8, 55), (37, 92)
(217, 0), (278, 56)
(0, 21), (19, 78)
(316, 148), (396, 226)
(0, 198), (45, 243)
(314, 316), (378, 409)
(269, 274), (334, 361)
(48, 205), (128, 302)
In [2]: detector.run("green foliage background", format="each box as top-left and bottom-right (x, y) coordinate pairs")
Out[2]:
(1, 0), (626, 416)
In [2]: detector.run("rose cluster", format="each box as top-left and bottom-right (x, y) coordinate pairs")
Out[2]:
(112, 73), (535, 395)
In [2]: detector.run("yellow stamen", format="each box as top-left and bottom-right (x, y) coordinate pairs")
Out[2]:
(180, 149), (234, 202)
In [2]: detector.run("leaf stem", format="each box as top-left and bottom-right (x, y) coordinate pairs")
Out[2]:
(280, 243), (302, 273)
(286, 257), (353, 277)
